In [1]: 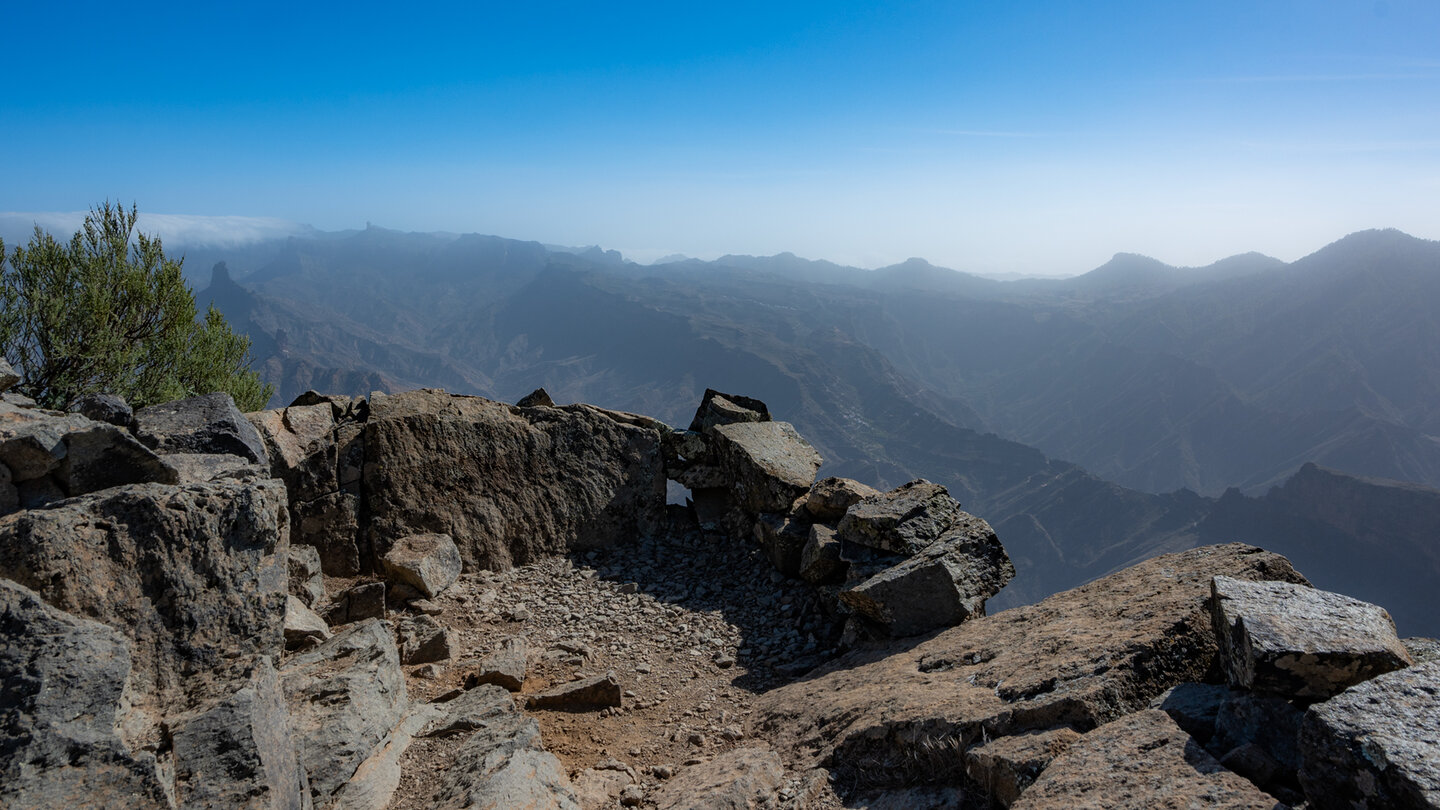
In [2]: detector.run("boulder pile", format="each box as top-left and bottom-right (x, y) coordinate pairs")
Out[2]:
(0, 371), (1434, 809)
(664, 388), (1015, 639)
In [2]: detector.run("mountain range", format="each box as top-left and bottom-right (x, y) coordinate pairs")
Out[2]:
(192, 225), (1440, 634)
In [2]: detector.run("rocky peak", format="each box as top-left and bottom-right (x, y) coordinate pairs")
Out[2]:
(0, 375), (1434, 809)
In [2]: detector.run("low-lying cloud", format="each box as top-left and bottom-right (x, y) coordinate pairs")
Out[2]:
(0, 211), (310, 248)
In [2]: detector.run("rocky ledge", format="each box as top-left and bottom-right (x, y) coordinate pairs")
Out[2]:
(1, 368), (1435, 809)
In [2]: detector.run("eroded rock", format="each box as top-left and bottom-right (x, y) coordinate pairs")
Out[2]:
(650, 747), (785, 810)
(465, 635), (529, 692)
(382, 532), (462, 599)
(1010, 710), (1285, 810)
(806, 476), (880, 522)
(837, 479), (965, 556)
(753, 544), (1307, 790)
(1211, 575), (1413, 700)
(964, 727), (1083, 809)
(838, 512), (1014, 637)
(133, 391), (268, 463)
(1298, 659), (1440, 810)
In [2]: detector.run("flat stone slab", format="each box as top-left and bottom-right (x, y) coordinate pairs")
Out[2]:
(1010, 710), (1286, 809)
(1299, 659), (1440, 810)
(752, 544), (1307, 791)
(651, 747), (785, 810)
(526, 672), (622, 711)
(466, 636), (528, 692)
(1211, 575), (1412, 699)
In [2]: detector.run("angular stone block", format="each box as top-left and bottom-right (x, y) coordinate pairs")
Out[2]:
(1211, 575), (1412, 699)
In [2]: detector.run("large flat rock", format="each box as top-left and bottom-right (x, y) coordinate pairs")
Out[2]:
(836, 479), (965, 556)
(1010, 710), (1286, 810)
(1298, 659), (1440, 810)
(752, 543), (1307, 790)
(1211, 575), (1412, 699)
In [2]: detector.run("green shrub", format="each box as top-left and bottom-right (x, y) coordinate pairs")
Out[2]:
(0, 202), (273, 411)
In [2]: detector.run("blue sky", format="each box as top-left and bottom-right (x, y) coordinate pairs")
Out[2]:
(5, 1), (1439, 274)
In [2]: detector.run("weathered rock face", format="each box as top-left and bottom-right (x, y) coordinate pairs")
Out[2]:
(1009, 710), (1286, 810)
(805, 476), (880, 522)
(965, 727), (1083, 809)
(1298, 659), (1440, 810)
(753, 544), (1307, 791)
(133, 391), (269, 463)
(0, 401), (178, 512)
(839, 512), (1014, 637)
(69, 392), (133, 427)
(0, 477), (291, 726)
(712, 420), (823, 513)
(381, 532), (462, 599)
(837, 479), (964, 556)
(650, 747), (786, 810)
(1211, 575), (1413, 700)
(420, 684), (580, 809)
(0, 579), (173, 808)
(0, 475), (303, 808)
(282, 619), (408, 805)
(363, 389), (667, 572)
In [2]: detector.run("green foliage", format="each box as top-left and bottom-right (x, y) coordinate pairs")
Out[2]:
(0, 202), (274, 411)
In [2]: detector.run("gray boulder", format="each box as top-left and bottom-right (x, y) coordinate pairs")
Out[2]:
(133, 391), (268, 463)
(806, 476), (880, 522)
(712, 420), (822, 513)
(381, 532), (462, 599)
(1011, 710), (1286, 810)
(688, 388), (770, 432)
(1298, 659), (1440, 810)
(69, 392), (133, 427)
(1211, 575), (1413, 699)
(397, 614), (451, 664)
(323, 582), (387, 626)
(288, 544), (325, 607)
(284, 595), (332, 650)
(465, 635), (529, 692)
(516, 387), (555, 408)
(837, 479), (965, 556)
(0, 358), (19, 392)
(800, 523), (847, 585)
(526, 672), (623, 711)
(0, 402), (176, 506)
(0, 477), (291, 740)
(839, 513), (1015, 637)
(364, 390), (665, 572)
(0, 476), (302, 807)
(0, 579), (172, 808)
(282, 619), (408, 804)
(423, 684), (579, 809)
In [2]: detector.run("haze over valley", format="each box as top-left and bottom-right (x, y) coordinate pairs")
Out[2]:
(152, 222), (1439, 634)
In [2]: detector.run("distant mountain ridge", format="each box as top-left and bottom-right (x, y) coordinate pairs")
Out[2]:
(195, 225), (1440, 634)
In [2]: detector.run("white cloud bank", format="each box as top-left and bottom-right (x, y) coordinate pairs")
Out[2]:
(0, 211), (310, 248)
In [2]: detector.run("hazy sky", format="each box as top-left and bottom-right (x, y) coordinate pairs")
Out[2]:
(5, 1), (1439, 274)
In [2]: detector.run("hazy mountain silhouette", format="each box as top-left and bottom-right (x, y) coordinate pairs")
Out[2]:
(197, 226), (1440, 634)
